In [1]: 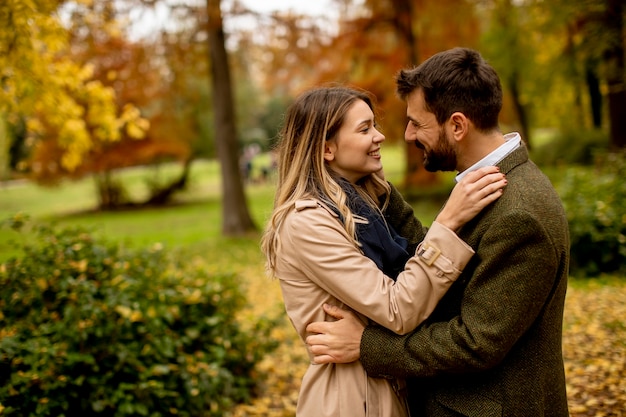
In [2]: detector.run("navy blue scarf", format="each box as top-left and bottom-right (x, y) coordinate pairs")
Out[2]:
(329, 179), (411, 280)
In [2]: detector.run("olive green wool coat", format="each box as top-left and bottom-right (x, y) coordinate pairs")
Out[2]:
(365, 145), (570, 417)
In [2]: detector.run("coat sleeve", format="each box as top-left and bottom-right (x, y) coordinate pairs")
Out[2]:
(360, 211), (562, 376)
(280, 203), (474, 335)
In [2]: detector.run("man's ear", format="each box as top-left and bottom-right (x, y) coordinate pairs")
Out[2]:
(448, 112), (469, 142)
(324, 141), (336, 162)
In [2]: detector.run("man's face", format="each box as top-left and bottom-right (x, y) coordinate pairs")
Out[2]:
(404, 89), (457, 172)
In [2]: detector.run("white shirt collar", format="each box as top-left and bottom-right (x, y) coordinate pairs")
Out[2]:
(455, 132), (521, 183)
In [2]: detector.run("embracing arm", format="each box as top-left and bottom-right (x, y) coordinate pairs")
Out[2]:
(359, 213), (561, 378)
(283, 206), (473, 335)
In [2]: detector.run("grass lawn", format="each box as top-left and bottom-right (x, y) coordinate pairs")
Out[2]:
(1, 146), (624, 417)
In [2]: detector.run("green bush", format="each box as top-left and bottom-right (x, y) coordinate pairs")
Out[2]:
(0, 217), (277, 416)
(558, 151), (626, 277)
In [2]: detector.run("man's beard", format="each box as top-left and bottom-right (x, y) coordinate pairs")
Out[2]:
(422, 127), (457, 172)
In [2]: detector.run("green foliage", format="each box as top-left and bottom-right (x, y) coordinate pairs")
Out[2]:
(557, 151), (626, 276)
(532, 129), (610, 167)
(0, 218), (278, 416)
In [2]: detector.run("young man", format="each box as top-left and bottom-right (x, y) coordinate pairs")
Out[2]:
(305, 47), (570, 416)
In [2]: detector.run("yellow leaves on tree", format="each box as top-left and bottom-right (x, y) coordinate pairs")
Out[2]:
(1, 0), (148, 176)
(29, 62), (149, 174)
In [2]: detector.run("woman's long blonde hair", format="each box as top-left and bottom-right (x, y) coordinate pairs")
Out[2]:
(261, 86), (391, 276)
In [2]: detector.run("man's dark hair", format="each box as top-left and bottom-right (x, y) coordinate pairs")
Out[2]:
(396, 47), (503, 131)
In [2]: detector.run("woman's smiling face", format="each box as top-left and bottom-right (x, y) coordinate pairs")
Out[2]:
(324, 99), (385, 183)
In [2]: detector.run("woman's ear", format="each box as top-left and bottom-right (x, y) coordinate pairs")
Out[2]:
(448, 112), (469, 142)
(323, 141), (336, 162)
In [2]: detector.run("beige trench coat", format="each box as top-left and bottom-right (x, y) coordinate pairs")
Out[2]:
(274, 199), (474, 417)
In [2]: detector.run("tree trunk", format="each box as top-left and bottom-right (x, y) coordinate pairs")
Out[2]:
(604, 0), (626, 149)
(508, 72), (531, 149)
(95, 171), (128, 210)
(0, 116), (8, 181)
(585, 62), (603, 129)
(390, 0), (439, 189)
(145, 158), (193, 206)
(207, 0), (257, 235)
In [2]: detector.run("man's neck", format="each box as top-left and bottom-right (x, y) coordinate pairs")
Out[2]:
(456, 130), (505, 172)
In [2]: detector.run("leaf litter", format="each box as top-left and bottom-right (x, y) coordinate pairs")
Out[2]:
(230, 275), (626, 417)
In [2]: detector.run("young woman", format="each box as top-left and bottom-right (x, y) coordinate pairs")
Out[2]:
(260, 86), (506, 417)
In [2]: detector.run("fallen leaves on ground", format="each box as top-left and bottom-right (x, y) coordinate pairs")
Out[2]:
(230, 277), (626, 416)
(563, 281), (626, 417)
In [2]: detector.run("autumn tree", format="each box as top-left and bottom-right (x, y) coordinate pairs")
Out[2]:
(572, 0), (625, 148)
(480, 0), (537, 148)
(119, 0), (262, 233)
(566, 0), (626, 148)
(380, 0), (481, 187)
(526, 0), (625, 149)
(84, 0), (260, 231)
(48, 0), (206, 208)
(237, 0), (481, 189)
(0, 0), (149, 202)
(257, 0), (485, 187)
(207, 0), (257, 235)
(603, 0), (626, 149)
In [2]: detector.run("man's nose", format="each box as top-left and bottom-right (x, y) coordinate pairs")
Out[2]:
(404, 124), (415, 142)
